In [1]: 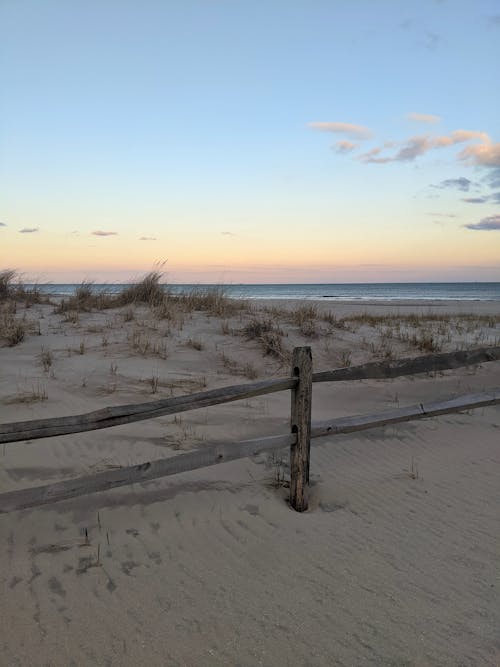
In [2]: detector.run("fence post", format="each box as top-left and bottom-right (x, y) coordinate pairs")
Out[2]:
(289, 346), (312, 512)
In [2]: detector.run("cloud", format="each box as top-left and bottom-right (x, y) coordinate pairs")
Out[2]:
(483, 168), (500, 189)
(358, 129), (499, 166)
(424, 31), (442, 50)
(0, 222), (6, 227)
(490, 192), (500, 204)
(19, 227), (39, 233)
(139, 236), (157, 241)
(458, 141), (500, 167)
(464, 215), (500, 231)
(435, 177), (472, 191)
(221, 231), (236, 236)
(92, 230), (117, 236)
(488, 15), (500, 25)
(461, 197), (488, 204)
(308, 121), (373, 140)
(427, 212), (457, 218)
(408, 112), (441, 124)
(333, 140), (358, 153)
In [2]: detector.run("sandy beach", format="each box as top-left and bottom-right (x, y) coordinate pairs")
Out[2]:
(1, 290), (499, 666)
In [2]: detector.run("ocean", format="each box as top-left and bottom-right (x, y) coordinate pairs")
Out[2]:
(30, 282), (500, 301)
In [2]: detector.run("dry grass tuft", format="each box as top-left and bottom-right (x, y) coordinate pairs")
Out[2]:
(242, 317), (289, 361)
(0, 313), (26, 346)
(0, 269), (49, 307)
(117, 271), (167, 307)
(175, 286), (242, 317)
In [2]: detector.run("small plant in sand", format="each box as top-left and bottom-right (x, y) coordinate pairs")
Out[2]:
(0, 314), (25, 346)
(405, 457), (419, 480)
(220, 320), (231, 335)
(40, 346), (53, 371)
(340, 350), (352, 367)
(290, 304), (318, 328)
(186, 337), (204, 351)
(267, 451), (289, 488)
(9, 381), (48, 403)
(242, 317), (289, 362)
(123, 307), (135, 322)
(150, 372), (159, 394)
(62, 310), (80, 324)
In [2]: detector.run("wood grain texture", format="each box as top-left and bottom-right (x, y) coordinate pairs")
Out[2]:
(312, 346), (500, 384)
(289, 347), (313, 512)
(310, 388), (500, 438)
(0, 432), (295, 514)
(0, 377), (297, 444)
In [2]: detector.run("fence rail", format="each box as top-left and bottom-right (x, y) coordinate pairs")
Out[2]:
(1, 345), (499, 514)
(1, 346), (499, 445)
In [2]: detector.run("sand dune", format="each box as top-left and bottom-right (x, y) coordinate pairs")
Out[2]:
(1, 296), (499, 665)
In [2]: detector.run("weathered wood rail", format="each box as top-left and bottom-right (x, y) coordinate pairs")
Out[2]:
(0, 345), (499, 514)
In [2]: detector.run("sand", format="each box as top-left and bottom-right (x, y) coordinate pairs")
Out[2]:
(1, 296), (499, 666)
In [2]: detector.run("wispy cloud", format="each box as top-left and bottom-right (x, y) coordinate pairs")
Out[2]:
(139, 236), (157, 241)
(221, 231), (236, 236)
(427, 212), (457, 218)
(333, 140), (358, 153)
(488, 15), (500, 26)
(423, 31), (442, 50)
(483, 168), (500, 189)
(0, 222), (6, 227)
(19, 227), (39, 233)
(490, 192), (500, 204)
(359, 130), (497, 165)
(308, 121), (373, 140)
(465, 215), (500, 231)
(461, 197), (488, 204)
(432, 177), (472, 192)
(92, 230), (117, 236)
(407, 112), (441, 124)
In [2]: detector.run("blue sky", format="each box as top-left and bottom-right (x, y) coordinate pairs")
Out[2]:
(1, 0), (499, 282)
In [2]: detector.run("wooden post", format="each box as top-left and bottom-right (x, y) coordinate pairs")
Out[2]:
(289, 346), (312, 512)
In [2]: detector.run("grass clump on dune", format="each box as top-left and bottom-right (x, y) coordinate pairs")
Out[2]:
(117, 271), (167, 307)
(0, 269), (48, 306)
(242, 317), (289, 361)
(176, 285), (242, 317)
(56, 281), (117, 314)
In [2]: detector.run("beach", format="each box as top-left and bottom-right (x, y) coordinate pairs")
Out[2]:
(1, 292), (500, 666)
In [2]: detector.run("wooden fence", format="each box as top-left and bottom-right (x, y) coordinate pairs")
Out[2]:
(0, 346), (499, 514)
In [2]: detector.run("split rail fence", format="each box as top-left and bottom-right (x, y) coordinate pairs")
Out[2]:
(1, 346), (499, 514)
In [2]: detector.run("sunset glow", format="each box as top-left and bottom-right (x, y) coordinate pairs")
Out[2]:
(1, 1), (499, 283)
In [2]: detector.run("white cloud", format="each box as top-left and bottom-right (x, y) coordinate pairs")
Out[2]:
(308, 121), (373, 140)
(407, 112), (441, 124)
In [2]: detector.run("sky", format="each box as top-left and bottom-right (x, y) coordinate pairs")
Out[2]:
(1, 0), (499, 284)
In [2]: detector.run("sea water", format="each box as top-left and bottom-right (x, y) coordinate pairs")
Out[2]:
(30, 282), (500, 301)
